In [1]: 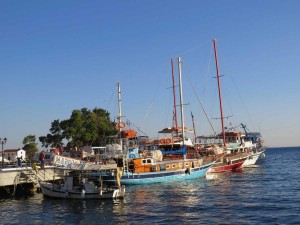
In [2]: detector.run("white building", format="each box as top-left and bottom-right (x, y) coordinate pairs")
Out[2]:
(2, 149), (26, 163)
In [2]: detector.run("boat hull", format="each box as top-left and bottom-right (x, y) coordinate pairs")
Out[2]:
(243, 149), (265, 167)
(40, 183), (125, 199)
(102, 162), (214, 185)
(209, 160), (244, 173)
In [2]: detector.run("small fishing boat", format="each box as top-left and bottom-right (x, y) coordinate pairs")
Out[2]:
(39, 163), (125, 199)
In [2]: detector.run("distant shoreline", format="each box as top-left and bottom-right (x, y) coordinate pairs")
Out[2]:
(265, 146), (300, 149)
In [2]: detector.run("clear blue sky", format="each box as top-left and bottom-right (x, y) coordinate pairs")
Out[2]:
(1, 0), (299, 149)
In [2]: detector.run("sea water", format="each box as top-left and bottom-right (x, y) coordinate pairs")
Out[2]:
(0, 147), (300, 224)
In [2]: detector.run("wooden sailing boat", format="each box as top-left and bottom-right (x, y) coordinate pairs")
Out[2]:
(101, 62), (215, 185)
(207, 38), (247, 173)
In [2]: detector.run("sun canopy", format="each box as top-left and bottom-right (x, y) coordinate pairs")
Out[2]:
(158, 127), (194, 134)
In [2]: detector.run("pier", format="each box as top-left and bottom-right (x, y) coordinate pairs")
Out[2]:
(0, 165), (62, 196)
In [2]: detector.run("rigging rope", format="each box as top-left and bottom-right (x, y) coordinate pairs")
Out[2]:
(228, 74), (254, 125)
(179, 40), (211, 56)
(180, 60), (217, 136)
(126, 119), (147, 136)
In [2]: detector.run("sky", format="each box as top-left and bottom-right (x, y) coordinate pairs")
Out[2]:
(0, 0), (299, 149)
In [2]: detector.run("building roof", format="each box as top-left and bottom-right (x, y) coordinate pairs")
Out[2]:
(3, 149), (24, 153)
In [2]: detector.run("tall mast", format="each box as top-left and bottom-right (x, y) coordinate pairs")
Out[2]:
(191, 111), (196, 143)
(171, 58), (178, 136)
(117, 82), (123, 147)
(177, 57), (185, 146)
(213, 38), (226, 147)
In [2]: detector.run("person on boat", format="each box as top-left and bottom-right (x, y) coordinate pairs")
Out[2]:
(39, 150), (46, 169)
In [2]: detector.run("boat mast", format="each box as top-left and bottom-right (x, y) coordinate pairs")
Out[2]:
(117, 82), (123, 148)
(171, 58), (179, 136)
(213, 38), (226, 147)
(177, 57), (185, 146)
(191, 111), (196, 143)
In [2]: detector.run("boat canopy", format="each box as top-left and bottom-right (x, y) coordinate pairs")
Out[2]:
(158, 127), (194, 134)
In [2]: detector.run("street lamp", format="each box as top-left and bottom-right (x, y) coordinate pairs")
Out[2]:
(1, 137), (7, 168)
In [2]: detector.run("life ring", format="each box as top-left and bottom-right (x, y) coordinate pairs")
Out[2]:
(159, 139), (166, 145)
(165, 138), (172, 144)
(115, 122), (126, 129)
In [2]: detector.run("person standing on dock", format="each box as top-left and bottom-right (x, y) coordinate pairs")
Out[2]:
(17, 156), (22, 167)
(39, 150), (46, 169)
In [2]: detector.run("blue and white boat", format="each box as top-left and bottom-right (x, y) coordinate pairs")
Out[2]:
(100, 59), (215, 185)
(101, 155), (214, 185)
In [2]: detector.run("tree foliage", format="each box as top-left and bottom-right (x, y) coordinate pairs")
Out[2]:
(23, 134), (39, 161)
(39, 107), (117, 150)
(39, 119), (64, 148)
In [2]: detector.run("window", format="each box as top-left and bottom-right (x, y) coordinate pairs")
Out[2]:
(166, 164), (170, 169)
(172, 164), (176, 168)
(185, 163), (190, 167)
(147, 159), (152, 164)
(142, 159), (147, 164)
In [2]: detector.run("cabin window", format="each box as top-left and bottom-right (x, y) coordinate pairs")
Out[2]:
(166, 164), (170, 169)
(142, 159), (147, 164)
(185, 162), (190, 167)
(172, 164), (176, 168)
(147, 159), (152, 164)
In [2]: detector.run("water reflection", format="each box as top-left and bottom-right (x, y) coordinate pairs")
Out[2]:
(1, 149), (300, 224)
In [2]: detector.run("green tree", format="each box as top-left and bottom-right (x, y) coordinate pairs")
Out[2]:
(39, 107), (117, 151)
(23, 135), (39, 161)
(93, 108), (118, 145)
(60, 108), (97, 149)
(39, 119), (64, 148)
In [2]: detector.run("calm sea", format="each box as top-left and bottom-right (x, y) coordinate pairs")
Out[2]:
(1, 147), (300, 225)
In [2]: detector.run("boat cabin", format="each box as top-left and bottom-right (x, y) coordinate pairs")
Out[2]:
(129, 157), (204, 173)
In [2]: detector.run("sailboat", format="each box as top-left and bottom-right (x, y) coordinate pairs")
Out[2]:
(101, 60), (215, 185)
(205, 39), (247, 173)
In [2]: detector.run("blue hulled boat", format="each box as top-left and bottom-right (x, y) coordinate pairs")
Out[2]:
(101, 156), (214, 185)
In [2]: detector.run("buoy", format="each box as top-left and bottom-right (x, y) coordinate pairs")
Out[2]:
(115, 122), (126, 129)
